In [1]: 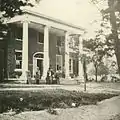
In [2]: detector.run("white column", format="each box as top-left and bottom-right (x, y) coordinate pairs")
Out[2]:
(78, 35), (84, 81)
(42, 25), (49, 79)
(64, 31), (70, 79)
(20, 20), (29, 80)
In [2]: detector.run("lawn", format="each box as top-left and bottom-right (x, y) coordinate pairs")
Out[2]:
(109, 114), (120, 120)
(0, 89), (118, 114)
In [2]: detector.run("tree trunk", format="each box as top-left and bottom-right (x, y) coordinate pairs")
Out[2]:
(84, 72), (87, 91)
(85, 72), (88, 82)
(109, 0), (120, 75)
(95, 66), (98, 82)
(83, 56), (87, 91)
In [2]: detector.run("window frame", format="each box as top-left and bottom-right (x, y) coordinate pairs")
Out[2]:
(37, 32), (44, 44)
(14, 50), (22, 71)
(69, 58), (73, 73)
(56, 36), (62, 47)
(15, 27), (23, 42)
(56, 54), (62, 71)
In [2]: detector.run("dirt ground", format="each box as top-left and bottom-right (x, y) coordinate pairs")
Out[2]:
(1, 82), (120, 94)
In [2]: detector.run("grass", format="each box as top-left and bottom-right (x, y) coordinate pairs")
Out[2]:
(108, 114), (120, 120)
(0, 89), (118, 114)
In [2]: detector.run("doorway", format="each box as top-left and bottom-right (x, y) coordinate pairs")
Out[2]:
(56, 55), (62, 71)
(37, 59), (43, 76)
(33, 52), (44, 77)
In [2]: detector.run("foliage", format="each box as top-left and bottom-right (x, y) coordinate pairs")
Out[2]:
(90, 63), (109, 76)
(90, 0), (120, 75)
(69, 31), (108, 82)
(97, 63), (109, 75)
(0, 0), (41, 18)
(0, 0), (30, 18)
(83, 29), (107, 81)
(0, 0), (40, 78)
(0, 89), (117, 113)
(0, 0), (40, 39)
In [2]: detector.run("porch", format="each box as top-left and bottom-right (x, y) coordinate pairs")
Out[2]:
(6, 8), (85, 82)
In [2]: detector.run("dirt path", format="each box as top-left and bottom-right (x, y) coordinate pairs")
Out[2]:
(0, 96), (120, 120)
(1, 83), (120, 94)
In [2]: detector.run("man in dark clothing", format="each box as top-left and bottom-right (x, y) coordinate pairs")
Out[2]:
(46, 67), (55, 84)
(35, 71), (40, 84)
(46, 68), (52, 84)
(35, 67), (41, 84)
(26, 71), (31, 84)
(55, 67), (62, 84)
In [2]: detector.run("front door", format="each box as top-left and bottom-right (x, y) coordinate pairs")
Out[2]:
(33, 52), (44, 77)
(37, 59), (43, 76)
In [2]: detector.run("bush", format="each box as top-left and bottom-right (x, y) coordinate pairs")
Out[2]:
(9, 71), (22, 78)
(0, 89), (117, 113)
(111, 75), (120, 82)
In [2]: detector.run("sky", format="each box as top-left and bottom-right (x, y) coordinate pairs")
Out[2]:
(28, 0), (108, 37)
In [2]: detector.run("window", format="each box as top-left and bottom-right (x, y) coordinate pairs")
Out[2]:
(56, 36), (62, 47)
(15, 27), (22, 41)
(56, 36), (63, 55)
(56, 55), (62, 71)
(38, 32), (44, 44)
(69, 59), (71, 71)
(69, 36), (79, 49)
(15, 50), (22, 69)
(69, 58), (73, 73)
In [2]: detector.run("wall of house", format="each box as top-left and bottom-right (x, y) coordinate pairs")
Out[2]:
(28, 28), (44, 74)
(0, 40), (5, 80)
(7, 26), (79, 78)
(7, 27), (60, 77)
(69, 52), (79, 77)
(49, 33), (56, 71)
(7, 29), (16, 77)
(7, 27), (43, 77)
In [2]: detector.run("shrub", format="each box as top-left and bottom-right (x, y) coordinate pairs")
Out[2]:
(9, 71), (22, 78)
(0, 89), (117, 113)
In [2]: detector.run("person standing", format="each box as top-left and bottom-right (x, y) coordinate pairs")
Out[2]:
(46, 67), (55, 84)
(26, 70), (31, 84)
(46, 68), (51, 84)
(35, 67), (40, 84)
(55, 66), (62, 84)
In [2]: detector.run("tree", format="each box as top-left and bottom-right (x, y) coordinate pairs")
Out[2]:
(0, 0), (40, 80)
(81, 54), (89, 91)
(97, 63), (109, 76)
(0, 0), (40, 38)
(83, 29), (106, 82)
(104, 0), (120, 75)
(91, 0), (120, 75)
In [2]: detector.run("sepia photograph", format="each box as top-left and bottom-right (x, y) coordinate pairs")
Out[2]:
(0, 0), (120, 119)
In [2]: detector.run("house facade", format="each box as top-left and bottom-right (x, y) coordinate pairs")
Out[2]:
(5, 9), (85, 81)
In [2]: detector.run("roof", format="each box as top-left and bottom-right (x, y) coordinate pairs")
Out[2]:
(23, 8), (85, 32)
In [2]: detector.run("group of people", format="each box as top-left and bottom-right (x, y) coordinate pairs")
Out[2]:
(26, 67), (41, 84)
(26, 66), (62, 84)
(46, 67), (62, 84)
